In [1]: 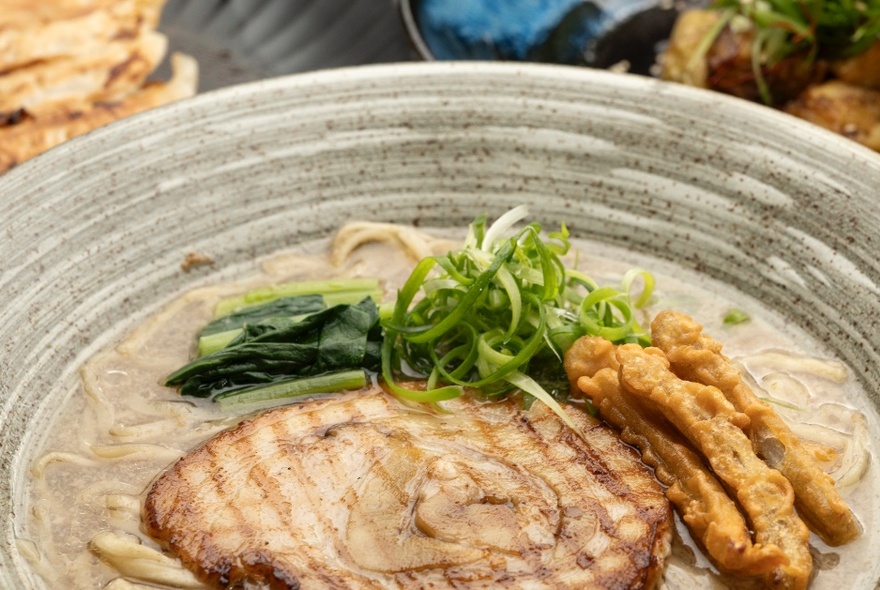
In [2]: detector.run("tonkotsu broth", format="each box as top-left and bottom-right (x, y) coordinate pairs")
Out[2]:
(17, 225), (880, 589)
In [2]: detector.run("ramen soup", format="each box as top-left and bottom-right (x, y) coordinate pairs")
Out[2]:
(16, 222), (880, 589)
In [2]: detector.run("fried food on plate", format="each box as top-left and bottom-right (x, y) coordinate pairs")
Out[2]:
(0, 53), (197, 173)
(832, 41), (880, 89)
(567, 336), (786, 577)
(0, 0), (198, 173)
(651, 309), (860, 546)
(0, 28), (168, 113)
(617, 343), (812, 590)
(783, 81), (880, 152)
(0, 0), (166, 71)
(661, 9), (825, 105)
(660, 1), (880, 152)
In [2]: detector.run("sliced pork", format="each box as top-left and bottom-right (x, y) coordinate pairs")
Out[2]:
(144, 389), (672, 589)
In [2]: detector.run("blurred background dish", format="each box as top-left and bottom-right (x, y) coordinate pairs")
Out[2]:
(0, 0), (416, 173)
(398, 0), (880, 153)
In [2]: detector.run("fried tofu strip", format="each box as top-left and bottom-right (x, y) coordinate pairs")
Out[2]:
(566, 336), (786, 576)
(651, 310), (860, 547)
(617, 343), (812, 590)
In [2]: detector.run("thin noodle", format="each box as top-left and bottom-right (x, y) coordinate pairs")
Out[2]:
(110, 419), (179, 439)
(89, 443), (185, 462)
(331, 222), (447, 265)
(89, 531), (203, 589)
(30, 452), (99, 477)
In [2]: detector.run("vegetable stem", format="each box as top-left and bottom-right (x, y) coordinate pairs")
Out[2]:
(215, 370), (367, 410)
(214, 278), (381, 317)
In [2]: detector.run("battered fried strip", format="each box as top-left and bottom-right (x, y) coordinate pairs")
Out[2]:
(567, 337), (786, 576)
(617, 343), (812, 590)
(651, 310), (860, 546)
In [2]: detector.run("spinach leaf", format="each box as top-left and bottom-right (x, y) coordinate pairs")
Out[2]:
(166, 297), (382, 400)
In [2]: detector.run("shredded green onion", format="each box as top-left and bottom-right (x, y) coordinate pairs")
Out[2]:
(380, 206), (654, 428)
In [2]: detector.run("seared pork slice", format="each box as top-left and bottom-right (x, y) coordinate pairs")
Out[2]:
(144, 389), (672, 589)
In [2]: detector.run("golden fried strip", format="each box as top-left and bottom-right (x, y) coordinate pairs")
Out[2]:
(617, 343), (812, 590)
(651, 310), (860, 546)
(568, 337), (786, 576)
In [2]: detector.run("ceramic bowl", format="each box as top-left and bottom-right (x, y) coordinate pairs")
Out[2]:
(2, 62), (880, 588)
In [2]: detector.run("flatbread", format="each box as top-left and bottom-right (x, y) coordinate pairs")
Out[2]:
(0, 0), (167, 71)
(0, 52), (197, 173)
(0, 28), (168, 112)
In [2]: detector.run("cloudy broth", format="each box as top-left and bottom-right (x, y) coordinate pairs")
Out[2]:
(17, 227), (880, 589)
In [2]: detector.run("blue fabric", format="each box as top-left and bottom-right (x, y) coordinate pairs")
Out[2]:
(418, 0), (591, 60)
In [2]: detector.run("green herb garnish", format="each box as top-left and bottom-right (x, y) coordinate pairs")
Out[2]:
(380, 205), (653, 428)
(708, 0), (880, 103)
(723, 308), (751, 325)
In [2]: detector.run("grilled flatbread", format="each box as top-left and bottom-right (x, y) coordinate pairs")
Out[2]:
(0, 0), (167, 71)
(0, 52), (197, 172)
(0, 28), (168, 113)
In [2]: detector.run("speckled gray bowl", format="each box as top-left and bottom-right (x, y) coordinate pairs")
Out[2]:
(2, 62), (880, 589)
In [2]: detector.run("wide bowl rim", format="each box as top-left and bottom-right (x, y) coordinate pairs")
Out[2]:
(3, 61), (879, 185)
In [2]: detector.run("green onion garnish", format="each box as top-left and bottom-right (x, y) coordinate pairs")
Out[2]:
(380, 205), (654, 428)
(723, 308), (751, 325)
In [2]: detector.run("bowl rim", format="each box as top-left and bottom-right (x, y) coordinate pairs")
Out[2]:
(3, 60), (880, 184)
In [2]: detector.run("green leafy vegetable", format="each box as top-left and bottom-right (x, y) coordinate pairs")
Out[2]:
(166, 296), (382, 400)
(199, 295), (326, 337)
(197, 294), (327, 356)
(380, 205), (653, 426)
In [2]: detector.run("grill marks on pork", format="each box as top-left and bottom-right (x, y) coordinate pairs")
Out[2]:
(144, 390), (672, 589)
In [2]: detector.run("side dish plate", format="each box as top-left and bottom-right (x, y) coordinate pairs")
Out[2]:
(1, 62), (880, 588)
